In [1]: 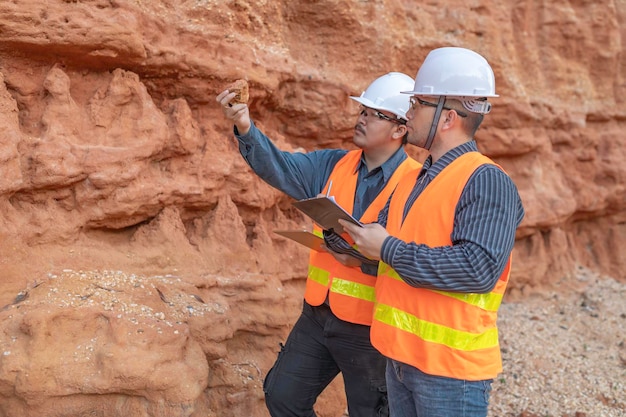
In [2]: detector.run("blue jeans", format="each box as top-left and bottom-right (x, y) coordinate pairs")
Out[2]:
(386, 359), (492, 417)
(263, 301), (388, 417)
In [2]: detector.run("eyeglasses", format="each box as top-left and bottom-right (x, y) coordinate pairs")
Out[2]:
(409, 97), (467, 118)
(359, 106), (405, 124)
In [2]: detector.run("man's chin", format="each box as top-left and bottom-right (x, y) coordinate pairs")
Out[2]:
(352, 135), (366, 149)
(407, 138), (426, 149)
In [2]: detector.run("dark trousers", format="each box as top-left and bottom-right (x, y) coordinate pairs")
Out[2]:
(263, 301), (388, 417)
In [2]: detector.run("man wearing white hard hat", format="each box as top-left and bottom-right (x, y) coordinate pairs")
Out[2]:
(339, 47), (525, 417)
(217, 72), (421, 417)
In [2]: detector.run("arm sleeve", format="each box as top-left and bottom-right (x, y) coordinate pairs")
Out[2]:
(235, 121), (347, 199)
(380, 165), (525, 293)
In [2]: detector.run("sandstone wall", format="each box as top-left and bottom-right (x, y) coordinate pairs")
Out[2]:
(0, 1), (624, 416)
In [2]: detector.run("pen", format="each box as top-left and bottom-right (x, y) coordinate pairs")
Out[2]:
(326, 180), (333, 198)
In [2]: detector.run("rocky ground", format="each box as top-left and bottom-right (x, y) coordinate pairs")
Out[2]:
(1, 265), (623, 417)
(488, 266), (625, 417)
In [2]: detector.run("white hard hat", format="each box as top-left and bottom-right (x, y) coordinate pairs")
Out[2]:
(403, 47), (498, 114)
(350, 72), (415, 121)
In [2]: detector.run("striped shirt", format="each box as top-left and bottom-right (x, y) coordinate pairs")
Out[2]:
(378, 141), (525, 293)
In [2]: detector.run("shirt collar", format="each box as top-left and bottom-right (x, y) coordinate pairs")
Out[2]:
(355, 147), (408, 181)
(421, 141), (478, 179)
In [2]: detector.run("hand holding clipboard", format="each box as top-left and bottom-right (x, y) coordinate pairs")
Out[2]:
(291, 181), (363, 234)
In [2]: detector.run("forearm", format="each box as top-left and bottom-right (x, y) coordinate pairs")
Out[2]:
(381, 237), (506, 293)
(235, 122), (344, 200)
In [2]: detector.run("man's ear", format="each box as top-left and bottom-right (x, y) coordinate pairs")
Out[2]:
(442, 109), (461, 128)
(392, 124), (408, 140)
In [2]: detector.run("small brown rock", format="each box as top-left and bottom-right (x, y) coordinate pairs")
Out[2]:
(225, 79), (249, 104)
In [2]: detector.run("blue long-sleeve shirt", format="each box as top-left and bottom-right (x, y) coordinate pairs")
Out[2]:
(378, 141), (525, 293)
(235, 120), (410, 230)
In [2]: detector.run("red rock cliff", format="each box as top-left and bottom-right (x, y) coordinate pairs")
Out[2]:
(0, 1), (624, 416)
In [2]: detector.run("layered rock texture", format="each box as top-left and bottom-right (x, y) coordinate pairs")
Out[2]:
(0, 1), (624, 416)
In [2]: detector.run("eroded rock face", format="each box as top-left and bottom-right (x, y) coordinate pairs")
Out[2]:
(0, 1), (624, 416)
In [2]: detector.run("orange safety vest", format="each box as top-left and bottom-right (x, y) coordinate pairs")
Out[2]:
(371, 151), (511, 380)
(305, 150), (421, 325)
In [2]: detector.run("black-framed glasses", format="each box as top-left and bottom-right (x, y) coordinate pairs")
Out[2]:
(359, 106), (405, 124)
(409, 97), (468, 118)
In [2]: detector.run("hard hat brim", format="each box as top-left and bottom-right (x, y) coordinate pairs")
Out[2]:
(400, 90), (499, 98)
(350, 96), (408, 120)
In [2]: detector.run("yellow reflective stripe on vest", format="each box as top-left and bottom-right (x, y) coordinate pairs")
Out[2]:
(378, 263), (502, 312)
(374, 303), (499, 351)
(330, 278), (375, 302)
(431, 290), (503, 312)
(378, 262), (398, 278)
(308, 265), (329, 286)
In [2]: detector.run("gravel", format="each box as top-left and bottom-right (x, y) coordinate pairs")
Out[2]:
(488, 267), (626, 417)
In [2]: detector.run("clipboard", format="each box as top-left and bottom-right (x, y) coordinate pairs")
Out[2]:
(292, 196), (363, 234)
(274, 230), (325, 252)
